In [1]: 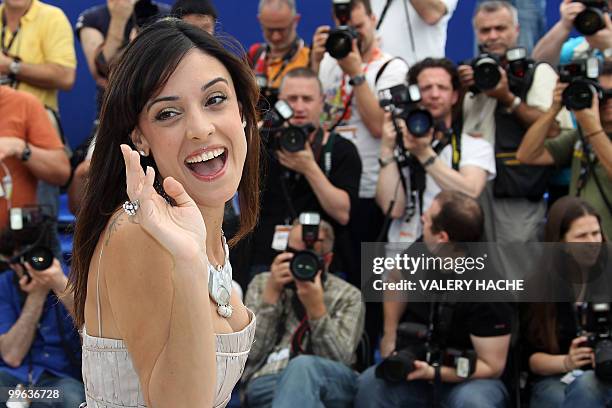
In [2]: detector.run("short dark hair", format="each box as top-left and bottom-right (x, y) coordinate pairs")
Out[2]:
(430, 191), (484, 242)
(279, 67), (323, 94)
(408, 57), (461, 91)
(171, 0), (218, 20)
(351, 0), (373, 16)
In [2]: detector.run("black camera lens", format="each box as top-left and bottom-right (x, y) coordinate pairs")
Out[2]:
(574, 7), (606, 35)
(279, 126), (307, 152)
(563, 80), (596, 110)
(594, 339), (612, 381)
(404, 109), (433, 137)
(325, 28), (355, 59)
(23, 246), (54, 271)
(290, 250), (321, 281)
(473, 57), (501, 91)
(375, 350), (418, 382)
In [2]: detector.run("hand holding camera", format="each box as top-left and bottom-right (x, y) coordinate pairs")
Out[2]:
(295, 270), (326, 320)
(276, 141), (318, 176)
(311, 25), (331, 71)
(337, 39), (363, 78)
(584, 12), (612, 52)
(565, 335), (595, 370)
(268, 252), (295, 293)
(16, 258), (65, 298)
(560, 0), (587, 30)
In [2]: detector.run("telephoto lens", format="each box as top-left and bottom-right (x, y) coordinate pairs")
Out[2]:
(22, 246), (54, 271)
(573, 0), (609, 35)
(472, 53), (501, 91)
(279, 126), (309, 153)
(290, 250), (322, 281)
(326, 0), (357, 59)
(594, 338), (612, 381)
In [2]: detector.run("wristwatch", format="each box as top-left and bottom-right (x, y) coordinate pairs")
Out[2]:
(504, 95), (521, 114)
(378, 154), (395, 168)
(9, 58), (22, 76)
(21, 142), (31, 162)
(421, 155), (437, 168)
(349, 73), (366, 87)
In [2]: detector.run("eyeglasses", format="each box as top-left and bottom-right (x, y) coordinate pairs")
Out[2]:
(262, 21), (294, 37)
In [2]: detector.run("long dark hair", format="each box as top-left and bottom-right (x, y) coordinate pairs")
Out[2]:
(528, 196), (606, 353)
(70, 19), (260, 328)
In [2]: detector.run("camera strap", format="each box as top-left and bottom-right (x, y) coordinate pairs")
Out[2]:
(577, 129), (612, 215)
(1, 12), (20, 55)
(375, 1), (417, 58)
(250, 38), (302, 86)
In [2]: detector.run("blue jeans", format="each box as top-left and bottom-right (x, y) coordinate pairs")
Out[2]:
(563, 370), (612, 407)
(245, 355), (358, 408)
(354, 365), (508, 408)
(0, 369), (85, 408)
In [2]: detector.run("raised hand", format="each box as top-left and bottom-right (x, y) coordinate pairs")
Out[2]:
(120, 144), (206, 260)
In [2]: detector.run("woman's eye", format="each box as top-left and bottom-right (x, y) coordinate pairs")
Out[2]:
(206, 94), (227, 107)
(155, 109), (180, 121)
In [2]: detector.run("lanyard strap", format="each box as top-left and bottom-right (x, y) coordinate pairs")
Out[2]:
(1, 12), (20, 55)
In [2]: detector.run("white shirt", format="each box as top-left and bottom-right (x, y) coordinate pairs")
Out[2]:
(372, 0), (458, 66)
(387, 133), (496, 243)
(318, 51), (408, 198)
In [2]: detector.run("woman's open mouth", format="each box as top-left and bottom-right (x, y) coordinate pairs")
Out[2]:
(185, 147), (228, 181)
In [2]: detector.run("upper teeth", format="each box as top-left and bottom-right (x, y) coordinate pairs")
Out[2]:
(186, 148), (225, 164)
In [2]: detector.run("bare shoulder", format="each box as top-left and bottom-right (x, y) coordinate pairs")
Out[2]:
(99, 210), (174, 331)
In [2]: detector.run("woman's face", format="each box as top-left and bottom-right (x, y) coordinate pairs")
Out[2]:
(134, 49), (247, 210)
(564, 215), (603, 243)
(563, 214), (603, 268)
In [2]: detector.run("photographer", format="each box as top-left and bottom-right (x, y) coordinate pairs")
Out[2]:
(243, 218), (364, 407)
(517, 61), (612, 238)
(310, 0), (408, 262)
(523, 196), (612, 407)
(75, 0), (172, 111)
(0, 219), (84, 407)
(248, 0), (310, 107)
(532, 0), (612, 66)
(247, 67), (361, 284)
(458, 0), (573, 243)
(376, 58), (496, 243)
(0, 85), (70, 230)
(355, 191), (512, 408)
(372, 0), (458, 66)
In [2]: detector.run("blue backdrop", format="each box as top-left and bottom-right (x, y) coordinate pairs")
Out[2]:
(46, 0), (562, 149)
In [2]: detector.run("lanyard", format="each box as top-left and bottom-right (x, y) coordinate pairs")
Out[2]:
(332, 48), (382, 124)
(254, 38), (301, 88)
(0, 12), (20, 55)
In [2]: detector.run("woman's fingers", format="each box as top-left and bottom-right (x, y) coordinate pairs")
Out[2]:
(120, 144), (146, 200)
(163, 176), (194, 207)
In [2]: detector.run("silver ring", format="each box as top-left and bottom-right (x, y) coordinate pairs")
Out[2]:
(123, 199), (140, 216)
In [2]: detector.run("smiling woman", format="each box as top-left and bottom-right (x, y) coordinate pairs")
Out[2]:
(68, 19), (260, 408)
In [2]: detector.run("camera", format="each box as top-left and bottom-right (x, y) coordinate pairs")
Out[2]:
(466, 47), (530, 93)
(289, 212), (324, 281)
(11, 246), (55, 278)
(376, 304), (477, 382)
(326, 0), (358, 59)
(133, 0), (161, 28)
(470, 52), (501, 92)
(573, 0), (609, 35)
(256, 75), (280, 112)
(580, 303), (612, 381)
(379, 84), (433, 138)
(559, 57), (604, 110)
(261, 100), (312, 152)
(376, 322), (429, 382)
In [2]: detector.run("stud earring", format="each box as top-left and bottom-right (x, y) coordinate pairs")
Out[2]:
(139, 150), (148, 157)
(242, 120), (247, 128)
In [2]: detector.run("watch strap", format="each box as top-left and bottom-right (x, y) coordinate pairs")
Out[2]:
(421, 155), (437, 168)
(378, 154), (395, 168)
(349, 73), (366, 87)
(21, 141), (31, 162)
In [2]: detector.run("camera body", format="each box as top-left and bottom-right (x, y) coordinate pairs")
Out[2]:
(262, 100), (312, 152)
(559, 57), (603, 110)
(573, 0), (609, 35)
(580, 303), (612, 381)
(256, 74), (280, 112)
(468, 47), (529, 92)
(326, 0), (358, 60)
(375, 320), (477, 382)
(289, 212), (324, 281)
(133, 0), (161, 28)
(379, 84), (434, 138)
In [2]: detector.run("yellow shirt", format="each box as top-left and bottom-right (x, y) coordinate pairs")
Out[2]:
(266, 45), (310, 89)
(0, 0), (76, 111)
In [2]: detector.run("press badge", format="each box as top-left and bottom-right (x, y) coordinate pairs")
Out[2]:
(9, 208), (23, 231)
(560, 369), (583, 385)
(456, 357), (470, 378)
(271, 225), (291, 252)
